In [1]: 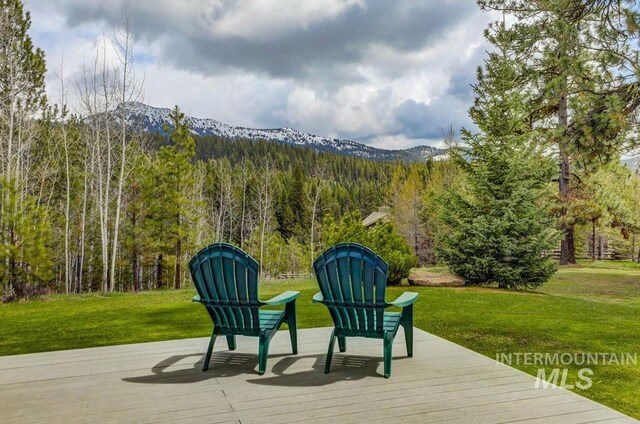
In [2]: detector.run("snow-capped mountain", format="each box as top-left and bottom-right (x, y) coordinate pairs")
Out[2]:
(117, 102), (445, 162)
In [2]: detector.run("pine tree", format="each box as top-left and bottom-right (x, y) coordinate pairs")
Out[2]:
(289, 164), (309, 239)
(152, 106), (196, 289)
(0, 0), (48, 299)
(0, 0), (47, 181)
(122, 154), (150, 291)
(0, 177), (53, 299)
(479, 0), (640, 264)
(438, 22), (560, 289)
(275, 176), (296, 240)
(275, 165), (309, 241)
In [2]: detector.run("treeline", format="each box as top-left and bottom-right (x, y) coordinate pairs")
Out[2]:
(3, 0), (640, 299)
(150, 133), (400, 215)
(2, 91), (454, 298)
(0, 0), (442, 299)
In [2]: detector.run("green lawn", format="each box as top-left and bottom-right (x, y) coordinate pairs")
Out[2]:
(1, 264), (639, 418)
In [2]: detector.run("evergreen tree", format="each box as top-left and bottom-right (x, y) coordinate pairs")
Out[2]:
(275, 176), (295, 240)
(0, 177), (53, 299)
(0, 0), (48, 299)
(274, 165), (309, 241)
(289, 164), (309, 239)
(438, 22), (560, 289)
(122, 154), (151, 291)
(0, 0), (47, 181)
(479, 0), (640, 264)
(152, 106), (196, 289)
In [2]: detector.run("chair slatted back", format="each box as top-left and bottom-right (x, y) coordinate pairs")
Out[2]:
(189, 243), (261, 335)
(313, 243), (388, 336)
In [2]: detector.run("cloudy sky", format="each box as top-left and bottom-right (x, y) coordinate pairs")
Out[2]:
(27, 0), (495, 149)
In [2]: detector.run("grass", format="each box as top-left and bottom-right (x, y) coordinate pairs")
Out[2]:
(1, 265), (639, 418)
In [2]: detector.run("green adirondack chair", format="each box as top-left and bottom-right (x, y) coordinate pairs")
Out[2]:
(189, 243), (299, 375)
(313, 243), (419, 378)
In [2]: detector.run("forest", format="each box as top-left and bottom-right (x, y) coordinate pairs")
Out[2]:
(1, 0), (640, 301)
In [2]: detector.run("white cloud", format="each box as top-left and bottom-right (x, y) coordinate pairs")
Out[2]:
(26, 0), (495, 148)
(142, 66), (292, 128)
(211, 0), (367, 40)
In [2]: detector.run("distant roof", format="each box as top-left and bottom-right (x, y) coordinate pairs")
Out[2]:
(363, 206), (391, 227)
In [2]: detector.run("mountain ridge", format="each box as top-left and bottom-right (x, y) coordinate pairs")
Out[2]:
(118, 102), (446, 162)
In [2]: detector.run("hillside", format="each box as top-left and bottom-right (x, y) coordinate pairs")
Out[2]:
(119, 102), (445, 162)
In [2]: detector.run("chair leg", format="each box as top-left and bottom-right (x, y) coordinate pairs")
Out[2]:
(258, 334), (271, 375)
(203, 331), (217, 372)
(401, 304), (414, 357)
(226, 335), (236, 350)
(338, 336), (347, 353)
(383, 332), (394, 378)
(285, 300), (298, 354)
(324, 328), (337, 374)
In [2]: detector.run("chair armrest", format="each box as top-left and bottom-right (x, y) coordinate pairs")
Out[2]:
(312, 291), (324, 303)
(387, 292), (419, 308)
(262, 290), (299, 306)
(192, 294), (202, 303)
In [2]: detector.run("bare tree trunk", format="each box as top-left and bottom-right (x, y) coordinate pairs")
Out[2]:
(558, 90), (576, 265)
(226, 187), (234, 243)
(307, 167), (326, 270)
(174, 237), (181, 289)
(110, 15), (140, 292)
(76, 16), (141, 293)
(260, 205), (267, 277)
(130, 208), (140, 291)
(309, 200), (317, 270)
(598, 235), (603, 260)
(5, 52), (16, 182)
(77, 143), (92, 293)
(132, 249), (139, 291)
(77, 50), (106, 292)
(240, 164), (248, 248)
(413, 200), (419, 256)
(215, 170), (226, 241)
(174, 181), (182, 290)
(57, 62), (72, 294)
(157, 254), (163, 289)
(257, 162), (273, 278)
(591, 218), (597, 262)
(98, 42), (112, 292)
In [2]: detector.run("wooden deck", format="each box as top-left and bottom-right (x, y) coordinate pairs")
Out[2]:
(0, 327), (636, 423)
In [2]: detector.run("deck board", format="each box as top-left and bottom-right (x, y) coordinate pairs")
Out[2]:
(0, 327), (635, 424)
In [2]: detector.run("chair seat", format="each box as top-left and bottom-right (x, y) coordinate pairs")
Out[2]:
(259, 310), (285, 331)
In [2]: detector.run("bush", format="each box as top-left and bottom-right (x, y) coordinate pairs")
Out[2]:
(322, 212), (418, 284)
